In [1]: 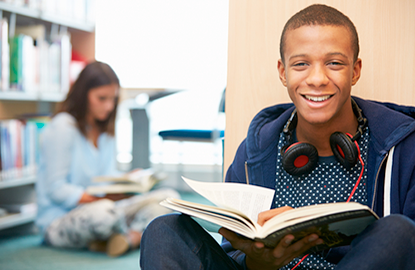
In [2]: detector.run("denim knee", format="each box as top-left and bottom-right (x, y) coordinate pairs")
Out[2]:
(377, 214), (415, 237)
(142, 213), (180, 241)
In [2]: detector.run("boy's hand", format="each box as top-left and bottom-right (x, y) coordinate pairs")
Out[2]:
(257, 206), (293, 226)
(219, 206), (323, 270)
(219, 228), (323, 270)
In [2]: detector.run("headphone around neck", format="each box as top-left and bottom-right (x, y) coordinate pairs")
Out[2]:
(281, 99), (368, 177)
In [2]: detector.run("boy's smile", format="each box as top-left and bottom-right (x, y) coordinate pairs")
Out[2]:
(278, 25), (362, 130)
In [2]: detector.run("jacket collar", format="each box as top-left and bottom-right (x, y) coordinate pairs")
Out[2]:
(245, 96), (415, 161)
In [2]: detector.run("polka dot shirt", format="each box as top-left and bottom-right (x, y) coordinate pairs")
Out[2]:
(275, 127), (370, 270)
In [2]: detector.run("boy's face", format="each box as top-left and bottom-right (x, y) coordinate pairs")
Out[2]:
(278, 25), (361, 126)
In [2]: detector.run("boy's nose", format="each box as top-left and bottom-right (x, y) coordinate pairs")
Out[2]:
(306, 65), (329, 87)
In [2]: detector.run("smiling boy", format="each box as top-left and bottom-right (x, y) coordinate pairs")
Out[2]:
(140, 4), (415, 269)
(278, 24), (361, 157)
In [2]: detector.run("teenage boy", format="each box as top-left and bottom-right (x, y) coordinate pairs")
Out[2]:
(140, 4), (415, 270)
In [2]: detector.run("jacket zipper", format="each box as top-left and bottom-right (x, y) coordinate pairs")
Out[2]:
(371, 153), (388, 210)
(244, 161), (250, 185)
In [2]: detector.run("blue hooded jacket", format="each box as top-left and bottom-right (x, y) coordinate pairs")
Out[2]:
(222, 96), (415, 265)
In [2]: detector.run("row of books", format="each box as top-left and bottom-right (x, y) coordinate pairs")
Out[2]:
(0, 202), (37, 217)
(0, 21), (74, 94)
(0, 117), (48, 181)
(0, 0), (96, 24)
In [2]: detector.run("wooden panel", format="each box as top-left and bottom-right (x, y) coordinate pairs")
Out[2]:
(71, 30), (96, 62)
(0, 101), (38, 119)
(224, 0), (415, 177)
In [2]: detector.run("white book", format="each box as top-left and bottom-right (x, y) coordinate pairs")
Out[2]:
(87, 169), (167, 195)
(161, 177), (379, 252)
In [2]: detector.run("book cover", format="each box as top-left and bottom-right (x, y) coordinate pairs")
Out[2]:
(257, 208), (376, 252)
(9, 35), (23, 90)
(1, 18), (9, 91)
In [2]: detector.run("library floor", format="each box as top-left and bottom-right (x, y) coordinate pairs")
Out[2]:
(0, 192), (222, 270)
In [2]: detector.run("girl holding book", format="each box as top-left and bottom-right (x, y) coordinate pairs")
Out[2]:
(36, 61), (179, 256)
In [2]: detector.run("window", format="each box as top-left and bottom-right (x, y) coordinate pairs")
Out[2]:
(95, 0), (228, 166)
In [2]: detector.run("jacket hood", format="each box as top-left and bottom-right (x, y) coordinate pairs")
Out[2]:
(245, 96), (415, 162)
(355, 97), (415, 153)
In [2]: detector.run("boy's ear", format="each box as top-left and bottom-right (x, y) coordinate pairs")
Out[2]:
(352, 58), (362, 86)
(277, 60), (287, 87)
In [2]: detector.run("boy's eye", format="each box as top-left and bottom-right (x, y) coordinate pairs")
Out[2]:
(328, 61), (342, 66)
(293, 62), (307, 67)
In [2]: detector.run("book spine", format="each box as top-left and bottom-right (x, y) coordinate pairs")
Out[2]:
(9, 36), (23, 91)
(1, 19), (9, 91)
(0, 117), (47, 181)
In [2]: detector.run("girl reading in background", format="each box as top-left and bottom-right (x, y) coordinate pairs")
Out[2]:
(36, 61), (179, 257)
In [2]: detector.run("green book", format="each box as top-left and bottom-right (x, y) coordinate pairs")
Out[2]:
(9, 35), (23, 90)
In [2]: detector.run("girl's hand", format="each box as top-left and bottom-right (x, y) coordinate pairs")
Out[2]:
(78, 192), (100, 204)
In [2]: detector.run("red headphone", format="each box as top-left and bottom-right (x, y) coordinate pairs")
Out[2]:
(281, 99), (368, 177)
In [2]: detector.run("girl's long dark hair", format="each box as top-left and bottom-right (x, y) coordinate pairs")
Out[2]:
(58, 61), (120, 136)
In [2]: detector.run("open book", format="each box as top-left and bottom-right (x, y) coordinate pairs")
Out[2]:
(160, 177), (379, 251)
(86, 169), (167, 195)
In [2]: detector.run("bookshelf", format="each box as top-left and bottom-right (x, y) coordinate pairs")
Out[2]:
(0, 0), (96, 232)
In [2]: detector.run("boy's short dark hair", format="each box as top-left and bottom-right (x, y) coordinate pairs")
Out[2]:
(280, 4), (359, 64)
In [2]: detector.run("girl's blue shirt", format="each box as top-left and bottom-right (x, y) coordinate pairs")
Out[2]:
(36, 112), (121, 233)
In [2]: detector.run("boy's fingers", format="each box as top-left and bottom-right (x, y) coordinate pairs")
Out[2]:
(272, 235), (294, 258)
(290, 234), (323, 254)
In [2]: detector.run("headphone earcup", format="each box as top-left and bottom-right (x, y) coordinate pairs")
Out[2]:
(282, 142), (319, 176)
(330, 132), (358, 170)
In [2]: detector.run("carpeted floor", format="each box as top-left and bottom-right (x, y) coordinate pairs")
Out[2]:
(0, 192), (221, 270)
(0, 234), (141, 270)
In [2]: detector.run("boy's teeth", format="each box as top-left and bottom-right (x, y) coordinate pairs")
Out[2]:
(305, 95), (331, 102)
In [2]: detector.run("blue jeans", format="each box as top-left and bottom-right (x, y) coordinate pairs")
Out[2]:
(140, 213), (415, 269)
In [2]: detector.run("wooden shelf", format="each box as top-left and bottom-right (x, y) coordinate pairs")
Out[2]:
(0, 2), (94, 32)
(0, 175), (36, 189)
(0, 1), (95, 233)
(41, 13), (94, 32)
(0, 2), (38, 18)
(0, 91), (66, 102)
(0, 212), (36, 230)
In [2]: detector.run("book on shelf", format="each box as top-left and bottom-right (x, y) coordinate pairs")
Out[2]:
(59, 32), (72, 94)
(15, 24), (46, 93)
(9, 34), (25, 91)
(0, 202), (37, 214)
(0, 18), (10, 91)
(0, 118), (44, 180)
(86, 168), (167, 195)
(0, 207), (7, 217)
(160, 177), (379, 252)
(9, 33), (39, 92)
(5, 25), (72, 94)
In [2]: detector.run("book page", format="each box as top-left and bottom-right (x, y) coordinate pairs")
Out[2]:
(93, 168), (155, 183)
(264, 202), (367, 226)
(86, 184), (151, 194)
(182, 177), (275, 222)
(161, 198), (258, 238)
